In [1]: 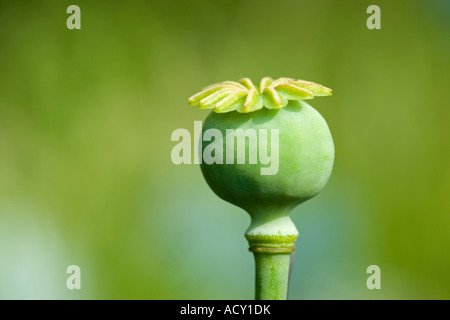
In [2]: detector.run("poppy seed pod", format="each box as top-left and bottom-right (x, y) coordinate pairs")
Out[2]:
(189, 77), (334, 299)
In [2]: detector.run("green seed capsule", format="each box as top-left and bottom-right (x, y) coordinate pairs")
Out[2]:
(201, 100), (334, 245)
(189, 77), (334, 300)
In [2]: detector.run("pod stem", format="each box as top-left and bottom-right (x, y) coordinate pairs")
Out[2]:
(245, 214), (299, 300)
(253, 252), (292, 300)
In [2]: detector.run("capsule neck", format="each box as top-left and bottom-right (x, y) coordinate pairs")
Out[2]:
(245, 215), (299, 253)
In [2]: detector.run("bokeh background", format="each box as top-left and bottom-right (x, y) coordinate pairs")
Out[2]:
(0, 0), (449, 299)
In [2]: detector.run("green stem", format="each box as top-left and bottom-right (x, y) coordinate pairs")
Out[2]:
(245, 212), (298, 300)
(253, 252), (291, 300)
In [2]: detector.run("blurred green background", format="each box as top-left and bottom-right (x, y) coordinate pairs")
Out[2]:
(0, 0), (449, 299)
